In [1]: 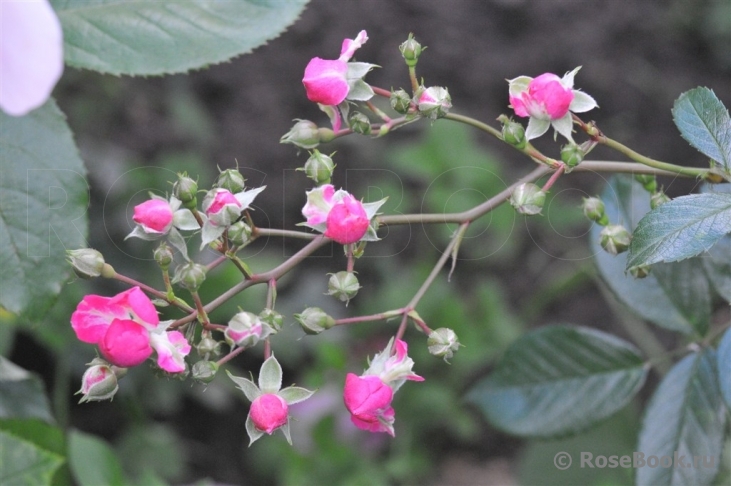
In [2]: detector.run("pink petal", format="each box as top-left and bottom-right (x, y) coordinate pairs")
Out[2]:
(133, 199), (173, 233)
(0, 0), (64, 116)
(150, 331), (191, 373)
(71, 294), (126, 344)
(250, 393), (289, 434)
(324, 195), (369, 244)
(302, 58), (349, 105)
(99, 319), (152, 368)
(112, 287), (159, 327)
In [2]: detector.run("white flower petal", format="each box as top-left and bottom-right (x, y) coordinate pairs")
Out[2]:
(569, 90), (598, 113)
(560, 66), (582, 90)
(551, 114), (575, 142)
(525, 117), (551, 140)
(507, 76), (532, 97)
(234, 186), (266, 210)
(0, 0), (64, 116)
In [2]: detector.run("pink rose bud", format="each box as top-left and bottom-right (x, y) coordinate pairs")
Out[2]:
(99, 319), (153, 368)
(303, 58), (350, 106)
(203, 188), (243, 227)
(509, 73), (574, 121)
(324, 195), (369, 245)
(343, 373), (395, 435)
(133, 199), (174, 234)
(78, 362), (119, 403)
(250, 393), (289, 434)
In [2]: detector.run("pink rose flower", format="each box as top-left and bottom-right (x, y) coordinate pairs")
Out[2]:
(99, 319), (153, 368)
(206, 189), (241, 216)
(507, 67), (597, 141)
(250, 393), (289, 434)
(0, 0), (64, 116)
(324, 195), (370, 245)
(509, 73), (574, 120)
(343, 373), (395, 436)
(203, 188), (243, 227)
(302, 30), (368, 107)
(71, 287), (190, 372)
(133, 199), (174, 234)
(303, 58), (350, 106)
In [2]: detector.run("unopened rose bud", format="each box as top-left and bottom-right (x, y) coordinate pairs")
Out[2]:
(77, 361), (120, 403)
(259, 308), (283, 332)
(427, 328), (461, 362)
(192, 360), (219, 384)
(196, 335), (221, 356)
(349, 111), (372, 135)
(295, 307), (335, 335)
(600, 224), (631, 255)
(172, 262), (207, 291)
(301, 150), (335, 185)
(216, 169), (246, 194)
(629, 264), (651, 279)
(582, 197), (608, 226)
(67, 248), (106, 279)
(417, 86), (451, 120)
(510, 183), (546, 215)
(561, 143), (584, 169)
(173, 174), (198, 207)
(228, 221), (253, 246)
(650, 191), (670, 209)
(500, 116), (527, 150)
(225, 311), (269, 348)
(390, 89), (411, 114)
(153, 243), (174, 270)
(634, 174), (657, 193)
(326, 271), (360, 305)
(280, 119), (322, 149)
(399, 33), (423, 67)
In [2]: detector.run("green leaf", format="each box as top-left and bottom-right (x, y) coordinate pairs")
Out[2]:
(701, 184), (731, 302)
(636, 350), (726, 486)
(466, 325), (648, 438)
(626, 193), (731, 268)
(0, 100), (88, 319)
(0, 430), (64, 486)
(68, 429), (126, 486)
(0, 419), (72, 486)
(593, 176), (711, 334)
(258, 354), (282, 393)
(718, 328), (731, 410)
(0, 357), (54, 422)
(672, 87), (731, 171)
(53, 0), (310, 76)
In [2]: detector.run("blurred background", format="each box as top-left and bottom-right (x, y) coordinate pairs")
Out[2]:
(5, 0), (731, 484)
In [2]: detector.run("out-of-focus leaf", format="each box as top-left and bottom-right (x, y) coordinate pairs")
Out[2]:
(593, 176), (710, 334)
(466, 325), (647, 438)
(0, 357), (54, 422)
(53, 0), (310, 76)
(626, 193), (731, 268)
(672, 87), (731, 171)
(0, 429), (64, 486)
(0, 419), (72, 486)
(636, 350), (726, 486)
(68, 429), (126, 486)
(0, 100), (88, 319)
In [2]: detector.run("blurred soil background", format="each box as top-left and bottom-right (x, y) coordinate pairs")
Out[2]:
(8, 0), (731, 485)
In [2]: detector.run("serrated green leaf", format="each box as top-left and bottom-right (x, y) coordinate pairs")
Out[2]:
(0, 430), (64, 486)
(701, 184), (731, 302)
(0, 357), (54, 423)
(672, 87), (731, 171)
(626, 193), (731, 268)
(636, 350), (726, 486)
(718, 328), (731, 410)
(466, 325), (648, 438)
(0, 100), (88, 319)
(593, 176), (711, 334)
(68, 430), (126, 486)
(52, 0), (310, 76)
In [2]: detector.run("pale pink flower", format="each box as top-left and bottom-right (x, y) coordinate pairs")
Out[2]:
(0, 0), (64, 116)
